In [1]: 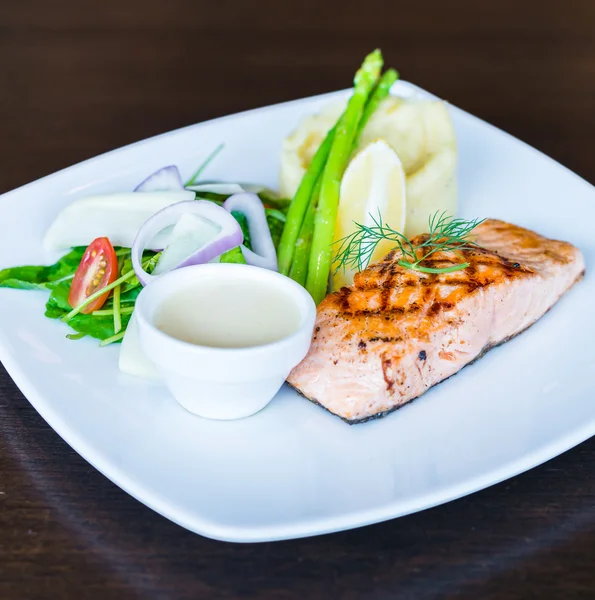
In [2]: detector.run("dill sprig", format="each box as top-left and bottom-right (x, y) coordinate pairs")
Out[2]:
(333, 211), (486, 275)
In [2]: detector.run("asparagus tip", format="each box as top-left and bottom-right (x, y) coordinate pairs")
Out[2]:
(354, 49), (383, 86)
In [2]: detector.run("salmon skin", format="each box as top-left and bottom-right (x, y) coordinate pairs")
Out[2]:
(287, 219), (585, 424)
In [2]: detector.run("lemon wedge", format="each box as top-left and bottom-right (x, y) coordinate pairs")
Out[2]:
(331, 139), (407, 291)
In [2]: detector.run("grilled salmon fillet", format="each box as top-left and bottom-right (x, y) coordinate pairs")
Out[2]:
(288, 219), (585, 423)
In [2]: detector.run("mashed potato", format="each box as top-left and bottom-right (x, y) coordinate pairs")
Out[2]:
(279, 96), (458, 238)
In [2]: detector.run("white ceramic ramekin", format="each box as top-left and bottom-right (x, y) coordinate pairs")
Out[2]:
(134, 263), (316, 420)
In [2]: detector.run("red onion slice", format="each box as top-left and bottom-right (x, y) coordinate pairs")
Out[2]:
(134, 165), (184, 192)
(223, 193), (278, 271)
(131, 200), (243, 286)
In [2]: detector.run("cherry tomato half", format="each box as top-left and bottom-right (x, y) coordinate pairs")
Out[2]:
(68, 237), (118, 313)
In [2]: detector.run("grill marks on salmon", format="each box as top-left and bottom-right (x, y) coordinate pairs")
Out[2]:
(287, 219), (585, 423)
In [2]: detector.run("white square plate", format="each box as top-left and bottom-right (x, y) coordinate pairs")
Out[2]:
(1, 82), (593, 542)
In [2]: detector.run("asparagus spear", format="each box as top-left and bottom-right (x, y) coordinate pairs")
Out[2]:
(277, 124), (337, 275)
(288, 177), (321, 285)
(306, 49), (383, 303)
(287, 68), (398, 285)
(354, 68), (399, 146)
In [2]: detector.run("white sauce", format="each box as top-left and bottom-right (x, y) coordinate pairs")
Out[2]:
(154, 278), (302, 348)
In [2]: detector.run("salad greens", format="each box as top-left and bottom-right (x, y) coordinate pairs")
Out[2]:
(0, 247), (156, 344)
(45, 279), (133, 343)
(0, 192), (287, 345)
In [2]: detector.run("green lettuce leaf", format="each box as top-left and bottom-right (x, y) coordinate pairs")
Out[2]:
(0, 247), (86, 291)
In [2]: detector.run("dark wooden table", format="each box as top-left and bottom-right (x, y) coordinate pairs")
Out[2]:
(1, 1), (594, 598)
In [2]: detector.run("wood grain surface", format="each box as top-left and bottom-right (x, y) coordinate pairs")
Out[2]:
(1, 1), (594, 598)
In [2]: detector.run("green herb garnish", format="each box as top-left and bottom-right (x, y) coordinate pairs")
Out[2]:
(112, 283), (122, 334)
(333, 211), (486, 275)
(185, 143), (225, 187)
